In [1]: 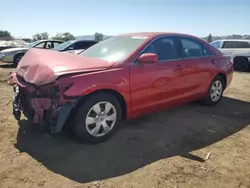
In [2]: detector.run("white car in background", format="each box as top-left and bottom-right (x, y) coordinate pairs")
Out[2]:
(0, 39), (63, 64)
(53, 39), (98, 54)
(210, 39), (250, 71)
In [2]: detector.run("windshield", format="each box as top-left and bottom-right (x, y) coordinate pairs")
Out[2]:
(210, 41), (221, 49)
(53, 40), (75, 51)
(23, 41), (41, 48)
(80, 36), (147, 62)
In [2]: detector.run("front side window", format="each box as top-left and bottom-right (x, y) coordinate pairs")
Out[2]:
(53, 40), (75, 51)
(24, 41), (42, 48)
(142, 37), (178, 61)
(53, 42), (61, 47)
(222, 41), (238, 48)
(210, 41), (221, 49)
(34, 42), (46, 48)
(81, 36), (147, 62)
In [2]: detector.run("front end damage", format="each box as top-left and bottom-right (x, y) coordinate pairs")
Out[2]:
(8, 72), (78, 133)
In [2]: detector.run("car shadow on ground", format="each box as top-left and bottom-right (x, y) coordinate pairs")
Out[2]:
(15, 96), (250, 183)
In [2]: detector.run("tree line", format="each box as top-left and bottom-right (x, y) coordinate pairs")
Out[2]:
(0, 30), (104, 42)
(4, 30), (248, 43)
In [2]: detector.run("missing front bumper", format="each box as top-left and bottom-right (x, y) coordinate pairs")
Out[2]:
(13, 85), (78, 133)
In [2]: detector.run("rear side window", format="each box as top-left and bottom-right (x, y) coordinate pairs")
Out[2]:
(180, 38), (204, 58)
(238, 41), (250, 48)
(222, 41), (238, 48)
(203, 46), (213, 56)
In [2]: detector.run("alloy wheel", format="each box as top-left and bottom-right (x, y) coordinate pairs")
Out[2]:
(210, 80), (223, 102)
(85, 101), (117, 137)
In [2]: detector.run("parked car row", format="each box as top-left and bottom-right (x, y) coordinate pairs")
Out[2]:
(0, 39), (98, 64)
(7, 32), (233, 144)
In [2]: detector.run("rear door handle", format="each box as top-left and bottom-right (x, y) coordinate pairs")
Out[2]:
(211, 59), (217, 64)
(176, 64), (182, 69)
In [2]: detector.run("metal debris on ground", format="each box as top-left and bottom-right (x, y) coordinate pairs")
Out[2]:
(205, 152), (211, 160)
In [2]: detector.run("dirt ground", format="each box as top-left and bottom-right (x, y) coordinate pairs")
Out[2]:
(0, 62), (250, 188)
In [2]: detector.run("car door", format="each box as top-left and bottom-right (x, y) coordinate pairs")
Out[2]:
(220, 41), (237, 55)
(234, 41), (250, 53)
(176, 36), (216, 99)
(130, 36), (185, 116)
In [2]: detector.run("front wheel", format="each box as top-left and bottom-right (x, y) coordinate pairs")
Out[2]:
(72, 92), (122, 144)
(14, 54), (24, 65)
(200, 75), (225, 106)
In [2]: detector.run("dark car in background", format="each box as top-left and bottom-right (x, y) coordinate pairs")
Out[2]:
(53, 39), (98, 54)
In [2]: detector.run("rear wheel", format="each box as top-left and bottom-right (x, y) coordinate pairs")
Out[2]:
(201, 75), (225, 106)
(72, 92), (122, 144)
(14, 54), (24, 65)
(233, 57), (249, 71)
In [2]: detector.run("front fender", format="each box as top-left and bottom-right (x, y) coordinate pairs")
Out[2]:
(59, 67), (131, 114)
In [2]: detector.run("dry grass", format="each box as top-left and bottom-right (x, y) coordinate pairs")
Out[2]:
(0, 61), (15, 82)
(0, 71), (10, 82)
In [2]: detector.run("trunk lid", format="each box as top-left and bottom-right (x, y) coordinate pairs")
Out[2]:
(16, 48), (114, 86)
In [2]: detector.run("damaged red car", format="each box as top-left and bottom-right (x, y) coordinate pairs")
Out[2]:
(8, 32), (233, 143)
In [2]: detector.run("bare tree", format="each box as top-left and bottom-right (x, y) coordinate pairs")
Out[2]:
(32, 32), (49, 41)
(207, 34), (212, 43)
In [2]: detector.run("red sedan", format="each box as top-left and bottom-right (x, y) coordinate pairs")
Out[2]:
(8, 32), (233, 143)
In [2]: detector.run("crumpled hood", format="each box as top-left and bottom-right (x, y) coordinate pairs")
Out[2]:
(1, 47), (28, 53)
(16, 48), (114, 86)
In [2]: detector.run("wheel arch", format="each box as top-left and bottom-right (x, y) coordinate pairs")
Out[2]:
(67, 89), (127, 124)
(216, 72), (227, 90)
(232, 56), (249, 63)
(13, 53), (25, 63)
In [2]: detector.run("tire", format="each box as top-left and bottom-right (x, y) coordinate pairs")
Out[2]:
(201, 75), (225, 106)
(233, 58), (249, 71)
(72, 92), (122, 144)
(14, 54), (24, 65)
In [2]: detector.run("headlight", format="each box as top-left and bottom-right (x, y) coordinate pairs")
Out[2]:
(0, 51), (11, 57)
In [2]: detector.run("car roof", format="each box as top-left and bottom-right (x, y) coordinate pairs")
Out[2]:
(73, 39), (98, 42)
(36, 39), (63, 42)
(213, 39), (250, 42)
(119, 32), (200, 40)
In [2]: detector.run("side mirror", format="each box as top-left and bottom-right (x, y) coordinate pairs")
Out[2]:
(138, 53), (158, 64)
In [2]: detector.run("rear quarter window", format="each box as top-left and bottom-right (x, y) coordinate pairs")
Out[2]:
(238, 41), (250, 48)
